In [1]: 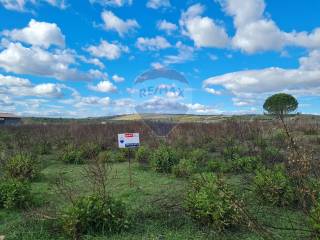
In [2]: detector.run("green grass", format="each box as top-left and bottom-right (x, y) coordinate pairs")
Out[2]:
(0, 154), (313, 240)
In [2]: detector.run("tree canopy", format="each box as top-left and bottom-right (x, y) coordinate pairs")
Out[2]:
(263, 93), (298, 118)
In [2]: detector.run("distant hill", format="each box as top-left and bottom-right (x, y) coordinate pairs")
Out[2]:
(20, 113), (320, 125)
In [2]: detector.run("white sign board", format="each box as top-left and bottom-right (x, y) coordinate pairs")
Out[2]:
(118, 133), (140, 148)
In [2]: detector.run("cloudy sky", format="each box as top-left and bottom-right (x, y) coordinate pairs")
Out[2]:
(0, 0), (320, 117)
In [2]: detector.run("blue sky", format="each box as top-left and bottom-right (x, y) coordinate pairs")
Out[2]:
(0, 0), (319, 117)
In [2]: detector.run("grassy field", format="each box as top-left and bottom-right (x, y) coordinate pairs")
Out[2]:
(0, 153), (312, 240)
(0, 117), (319, 239)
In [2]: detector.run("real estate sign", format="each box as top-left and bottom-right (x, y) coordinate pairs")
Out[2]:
(118, 133), (140, 148)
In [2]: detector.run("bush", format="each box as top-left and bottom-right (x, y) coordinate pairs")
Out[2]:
(97, 150), (111, 163)
(189, 149), (209, 170)
(98, 150), (127, 163)
(59, 144), (84, 164)
(231, 156), (262, 173)
(309, 199), (320, 236)
(151, 145), (179, 173)
(185, 175), (244, 231)
(112, 150), (127, 163)
(271, 129), (287, 147)
(61, 195), (129, 238)
(135, 146), (151, 168)
(80, 143), (101, 159)
(207, 159), (232, 173)
(172, 158), (196, 178)
(253, 165), (296, 207)
(34, 141), (51, 155)
(260, 146), (285, 164)
(0, 179), (32, 209)
(5, 153), (40, 181)
(222, 141), (248, 162)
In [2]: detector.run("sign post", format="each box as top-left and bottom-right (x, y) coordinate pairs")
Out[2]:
(118, 133), (140, 187)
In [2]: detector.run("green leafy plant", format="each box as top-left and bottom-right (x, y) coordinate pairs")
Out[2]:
(59, 144), (84, 164)
(151, 145), (179, 173)
(222, 139), (248, 162)
(5, 153), (40, 181)
(112, 150), (127, 163)
(231, 156), (262, 173)
(34, 141), (52, 155)
(61, 194), (129, 238)
(0, 179), (32, 209)
(172, 158), (196, 178)
(207, 158), (232, 173)
(309, 199), (320, 236)
(260, 146), (285, 164)
(189, 149), (209, 170)
(253, 165), (296, 207)
(97, 150), (127, 163)
(80, 143), (101, 159)
(185, 175), (244, 231)
(135, 146), (151, 168)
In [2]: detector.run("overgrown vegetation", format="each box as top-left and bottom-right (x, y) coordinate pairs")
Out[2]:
(0, 104), (320, 239)
(185, 175), (245, 231)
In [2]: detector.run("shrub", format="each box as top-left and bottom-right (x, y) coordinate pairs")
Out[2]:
(61, 194), (129, 238)
(5, 153), (40, 181)
(260, 146), (285, 164)
(135, 146), (151, 168)
(172, 158), (196, 178)
(98, 150), (127, 163)
(185, 175), (244, 231)
(112, 150), (127, 163)
(59, 144), (84, 164)
(309, 199), (320, 236)
(271, 129), (287, 147)
(80, 143), (101, 159)
(253, 165), (296, 207)
(0, 179), (32, 209)
(189, 149), (209, 170)
(34, 141), (51, 155)
(97, 150), (111, 163)
(151, 145), (179, 173)
(231, 156), (262, 173)
(222, 142), (248, 162)
(207, 159), (232, 173)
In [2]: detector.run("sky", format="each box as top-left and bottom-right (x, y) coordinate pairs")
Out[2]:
(0, 0), (320, 118)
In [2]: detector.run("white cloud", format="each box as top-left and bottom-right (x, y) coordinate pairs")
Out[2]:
(164, 41), (195, 64)
(136, 36), (171, 51)
(0, 0), (66, 12)
(180, 4), (230, 48)
(205, 87), (221, 95)
(89, 0), (132, 7)
(126, 87), (138, 94)
(136, 96), (188, 114)
(203, 50), (320, 106)
(79, 56), (105, 69)
(219, 0), (320, 53)
(146, 0), (170, 9)
(0, 74), (64, 97)
(0, 42), (95, 81)
(89, 80), (117, 93)
(101, 10), (139, 37)
(74, 96), (111, 108)
(2, 19), (65, 48)
(187, 103), (223, 114)
(85, 40), (128, 60)
(112, 74), (124, 82)
(157, 20), (177, 35)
